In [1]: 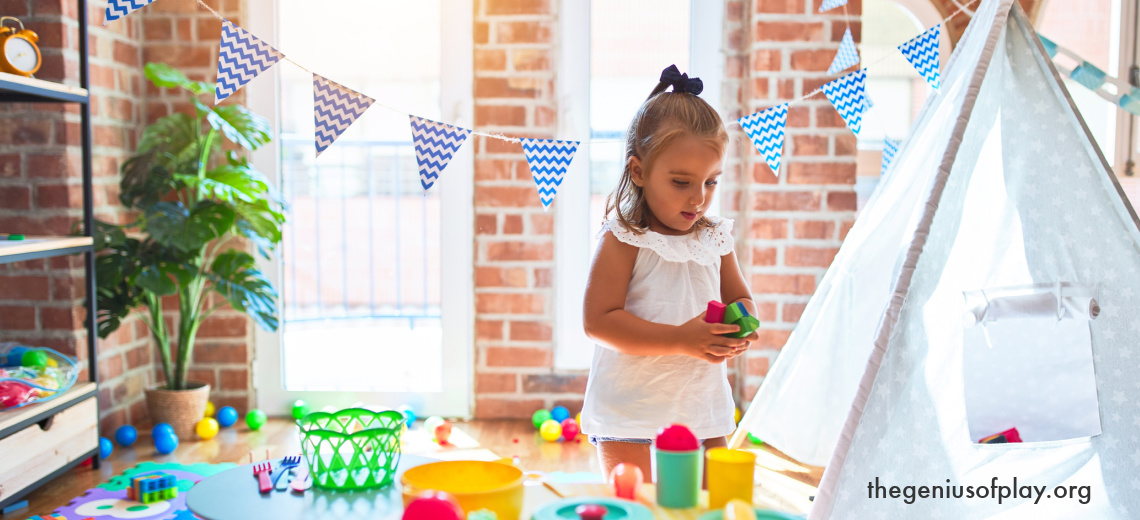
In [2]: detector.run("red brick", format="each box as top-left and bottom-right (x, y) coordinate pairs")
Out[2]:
(1, 275), (49, 299)
(100, 354), (125, 381)
(503, 214), (524, 234)
(35, 183), (82, 209)
(0, 305), (35, 330)
(827, 191), (857, 211)
(475, 78), (544, 99)
(748, 355), (770, 376)
(531, 213), (553, 234)
(831, 21), (861, 42)
(197, 17), (224, 39)
(756, 0), (803, 13)
(475, 397), (545, 419)
(535, 106), (556, 127)
(476, 320), (504, 341)
(476, 293), (545, 314)
(0, 0), (29, 17)
(749, 219), (787, 239)
(755, 302), (778, 321)
(751, 50), (781, 71)
(0, 154), (19, 177)
(754, 21), (824, 42)
(813, 0), (862, 12)
(790, 49), (835, 71)
(839, 220), (855, 240)
(816, 105), (848, 129)
(751, 78), (770, 98)
(476, 213), (497, 234)
(486, 0), (550, 15)
(509, 320), (552, 341)
(496, 21), (552, 43)
(486, 241), (552, 261)
(475, 105), (527, 126)
(475, 22), (489, 44)
(191, 343), (248, 364)
(197, 315), (248, 338)
(476, 267), (527, 287)
(786, 106), (810, 127)
(40, 306), (82, 329)
(144, 18), (173, 40)
(791, 135), (829, 156)
(534, 268), (552, 288)
(787, 162), (855, 185)
(835, 134), (858, 156)
(755, 329), (793, 349)
(783, 303), (807, 322)
(220, 368), (248, 391)
(752, 247), (777, 266)
(751, 274), (816, 295)
(484, 346), (551, 367)
(126, 344), (151, 370)
(142, 44), (213, 70)
(522, 374), (587, 393)
(753, 191), (821, 211)
(475, 49), (507, 71)
(512, 49), (550, 71)
(0, 185), (31, 210)
(476, 372), (518, 393)
(793, 220), (835, 239)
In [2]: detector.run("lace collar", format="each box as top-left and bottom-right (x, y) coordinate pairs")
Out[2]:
(600, 216), (735, 266)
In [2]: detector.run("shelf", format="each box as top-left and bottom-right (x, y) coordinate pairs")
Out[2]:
(0, 236), (93, 264)
(0, 72), (88, 103)
(0, 381), (97, 438)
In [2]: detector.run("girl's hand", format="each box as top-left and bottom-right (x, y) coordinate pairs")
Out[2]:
(676, 311), (750, 363)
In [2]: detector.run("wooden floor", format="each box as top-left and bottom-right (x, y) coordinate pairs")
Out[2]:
(1, 419), (822, 519)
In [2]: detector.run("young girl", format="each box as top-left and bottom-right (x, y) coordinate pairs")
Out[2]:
(581, 65), (759, 481)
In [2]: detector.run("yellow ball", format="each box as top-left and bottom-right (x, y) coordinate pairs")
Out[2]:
(576, 412), (581, 426)
(539, 419), (562, 442)
(724, 499), (757, 520)
(196, 418), (219, 440)
(204, 401), (215, 418)
(734, 407), (742, 424)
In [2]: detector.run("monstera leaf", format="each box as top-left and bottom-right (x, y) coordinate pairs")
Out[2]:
(145, 62), (211, 96)
(208, 104), (271, 152)
(144, 201), (236, 253)
(207, 250), (279, 332)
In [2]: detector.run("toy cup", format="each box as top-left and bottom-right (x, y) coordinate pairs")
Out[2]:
(653, 446), (703, 508)
(706, 447), (756, 509)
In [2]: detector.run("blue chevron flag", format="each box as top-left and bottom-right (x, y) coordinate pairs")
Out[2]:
(104, 0), (157, 25)
(313, 74), (375, 157)
(216, 20), (284, 104)
(822, 69), (867, 135)
(521, 138), (579, 209)
(881, 138), (900, 177)
(739, 104), (788, 177)
(828, 28), (860, 75)
(899, 24), (941, 90)
(410, 115), (471, 191)
(819, 0), (848, 12)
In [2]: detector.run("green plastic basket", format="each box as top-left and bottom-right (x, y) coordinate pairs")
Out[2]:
(298, 408), (404, 491)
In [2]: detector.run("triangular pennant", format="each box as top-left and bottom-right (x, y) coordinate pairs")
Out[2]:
(899, 24), (942, 90)
(821, 69), (867, 135)
(215, 20), (284, 104)
(819, 0), (848, 12)
(738, 104), (788, 177)
(313, 74), (375, 157)
(880, 138), (900, 177)
(104, 0), (158, 25)
(827, 28), (860, 75)
(409, 115), (471, 191)
(520, 138), (579, 209)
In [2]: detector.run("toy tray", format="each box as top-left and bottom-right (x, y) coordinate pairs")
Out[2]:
(531, 496), (654, 520)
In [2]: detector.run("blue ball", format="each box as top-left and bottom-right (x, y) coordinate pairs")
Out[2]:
(152, 423), (174, 438)
(154, 432), (179, 454)
(550, 406), (570, 423)
(397, 405), (416, 426)
(99, 437), (113, 459)
(115, 425), (137, 447)
(216, 406), (238, 428)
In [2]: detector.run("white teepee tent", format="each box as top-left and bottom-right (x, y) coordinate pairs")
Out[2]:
(734, 0), (1140, 517)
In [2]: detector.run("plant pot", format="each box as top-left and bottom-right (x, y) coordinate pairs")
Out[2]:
(145, 382), (211, 439)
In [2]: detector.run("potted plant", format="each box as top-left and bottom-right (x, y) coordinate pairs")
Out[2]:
(93, 63), (285, 437)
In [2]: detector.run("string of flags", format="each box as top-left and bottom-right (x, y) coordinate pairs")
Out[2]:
(107, 0), (974, 206)
(1038, 36), (1140, 117)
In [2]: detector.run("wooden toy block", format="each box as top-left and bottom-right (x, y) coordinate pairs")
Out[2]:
(705, 301), (726, 323)
(724, 301), (749, 323)
(726, 316), (759, 338)
(128, 472), (178, 503)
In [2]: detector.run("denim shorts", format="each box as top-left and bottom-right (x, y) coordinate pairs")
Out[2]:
(588, 436), (653, 446)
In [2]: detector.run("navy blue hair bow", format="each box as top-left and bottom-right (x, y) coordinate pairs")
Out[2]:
(660, 64), (703, 95)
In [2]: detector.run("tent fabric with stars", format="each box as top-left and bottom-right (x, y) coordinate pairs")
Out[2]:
(732, 0), (1140, 518)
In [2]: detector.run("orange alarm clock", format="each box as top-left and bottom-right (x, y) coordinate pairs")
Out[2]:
(0, 16), (41, 77)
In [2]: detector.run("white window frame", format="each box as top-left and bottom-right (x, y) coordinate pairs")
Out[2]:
(246, 0), (475, 418)
(554, 0), (724, 370)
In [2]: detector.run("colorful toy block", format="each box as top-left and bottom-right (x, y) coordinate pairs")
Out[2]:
(24, 515), (66, 520)
(706, 300), (760, 339)
(706, 301), (726, 323)
(724, 301), (749, 324)
(126, 472), (178, 503)
(726, 316), (760, 339)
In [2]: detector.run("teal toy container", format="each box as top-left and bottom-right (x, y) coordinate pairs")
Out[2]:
(654, 446), (703, 508)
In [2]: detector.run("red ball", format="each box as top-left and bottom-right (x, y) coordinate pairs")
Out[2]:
(434, 420), (453, 445)
(403, 491), (463, 520)
(560, 418), (579, 441)
(655, 423), (699, 451)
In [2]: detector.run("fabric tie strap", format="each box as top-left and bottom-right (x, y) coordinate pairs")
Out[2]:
(660, 64), (703, 95)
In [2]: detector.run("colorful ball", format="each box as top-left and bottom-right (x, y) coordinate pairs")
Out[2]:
(114, 425), (137, 447)
(611, 462), (644, 500)
(402, 491), (463, 520)
(539, 419), (562, 442)
(560, 418), (579, 441)
(204, 400), (215, 418)
(99, 437), (113, 459)
(154, 432), (178, 454)
(747, 432), (764, 445)
(397, 405), (416, 426)
(216, 406), (238, 427)
(433, 420), (452, 444)
(550, 406), (570, 423)
(655, 424), (699, 451)
(21, 349), (48, 367)
(424, 416), (445, 433)
(734, 407), (742, 424)
(152, 423), (174, 438)
(292, 400), (310, 421)
(531, 409), (552, 430)
(576, 412), (582, 425)
(196, 418), (219, 440)
(246, 409), (267, 431)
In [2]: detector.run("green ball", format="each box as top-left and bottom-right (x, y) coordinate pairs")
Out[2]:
(246, 409), (267, 430)
(747, 432), (764, 445)
(291, 400), (310, 421)
(21, 349), (48, 367)
(531, 409), (551, 430)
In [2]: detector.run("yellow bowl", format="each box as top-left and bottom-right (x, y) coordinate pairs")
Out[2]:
(401, 460), (525, 520)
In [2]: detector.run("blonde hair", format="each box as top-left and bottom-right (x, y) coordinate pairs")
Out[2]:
(604, 81), (729, 235)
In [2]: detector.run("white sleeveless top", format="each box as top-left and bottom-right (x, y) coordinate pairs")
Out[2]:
(580, 216), (738, 440)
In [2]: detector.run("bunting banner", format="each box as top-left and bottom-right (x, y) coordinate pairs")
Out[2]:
(899, 24), (942, 90)
(881, 138), (900, 177)
(104, 0), (158, 25)
(819, 0), (848, 13)
(313, 74), (375, 157)
(739, 104), (788, 177)
(1038, 35), (1140, 116)
(215, 20), (284, 104)
(828, 28), (860, 75)
(822, 69), (867, 135)
(409, 115), (471, 191)
(521, 138), (579, 209)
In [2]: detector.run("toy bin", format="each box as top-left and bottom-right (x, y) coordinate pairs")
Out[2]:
(297, 408), (404, 491)
(401, 460), (525, 520)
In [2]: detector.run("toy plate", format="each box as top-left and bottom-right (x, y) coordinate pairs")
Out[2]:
(696, 508), (805, 520)
(531, 497), (654, 520)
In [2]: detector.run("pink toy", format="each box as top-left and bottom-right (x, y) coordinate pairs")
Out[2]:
(403, 491), (464, 520)
(0, 380), (35, 408)
(656, 424), (699, 451)
(560, 418), (579, 441)
(705, 301), (726, 323)
(575, 504), (608, 520)
(611, 462), (643, 499)
(253, 462), (272, 493)
(434, 420), (453, 445)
